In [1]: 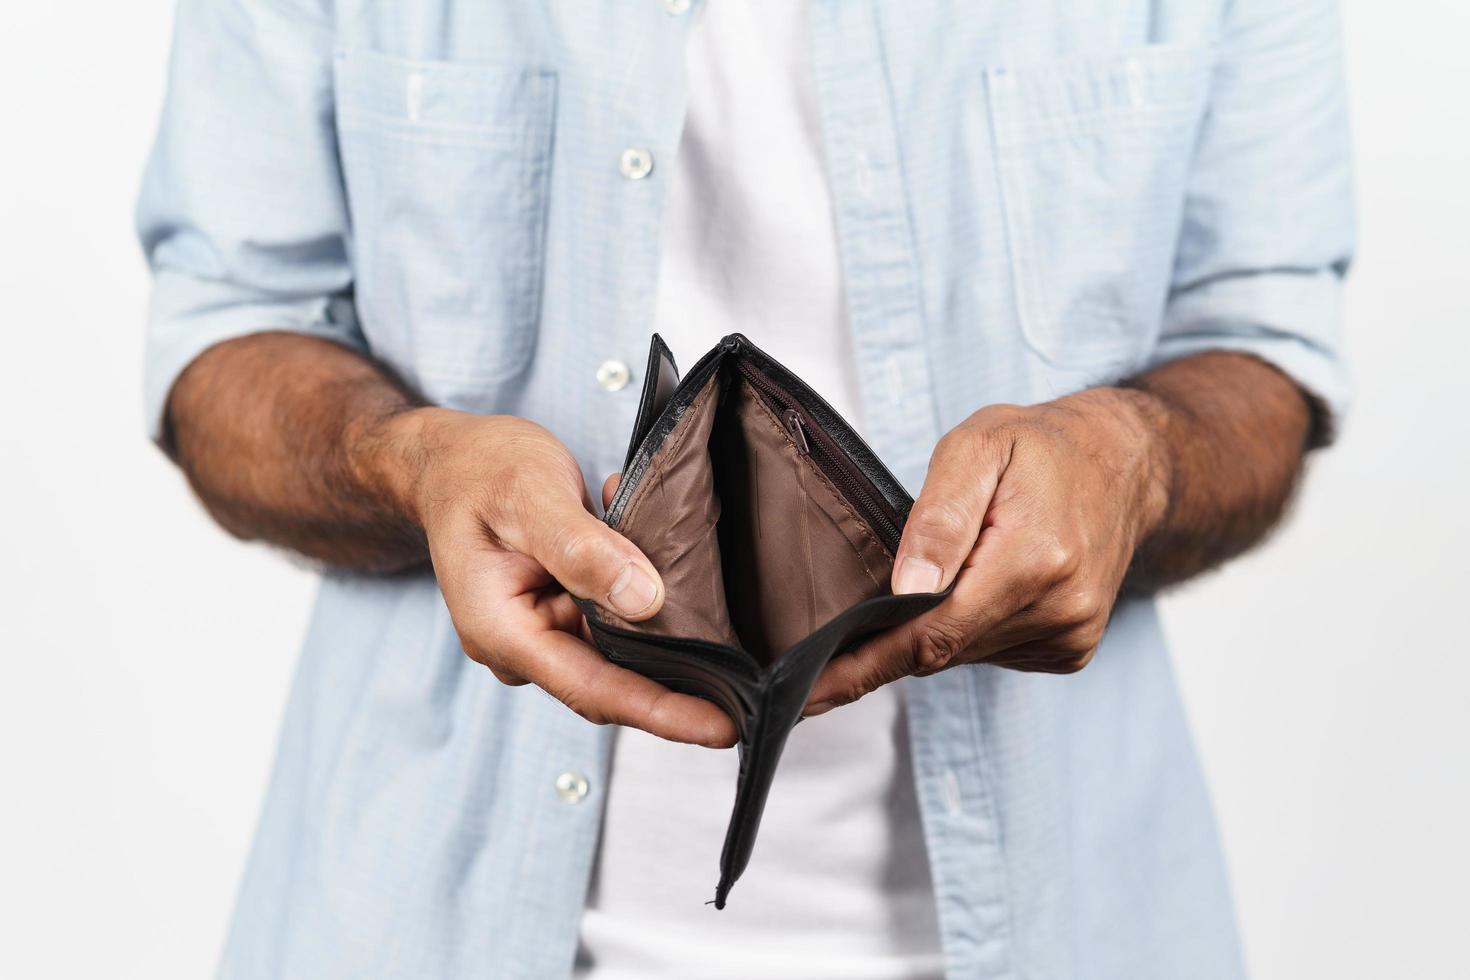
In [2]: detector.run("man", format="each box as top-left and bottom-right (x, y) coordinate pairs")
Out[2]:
(139, 0), (1351, 976)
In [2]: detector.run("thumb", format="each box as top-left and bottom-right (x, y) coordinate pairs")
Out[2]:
(893, 431), (1005, 595)
(504, 490), (665, 621)
(601, 472), (621, 510)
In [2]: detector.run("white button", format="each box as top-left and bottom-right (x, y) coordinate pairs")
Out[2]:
(555, 771), (590, 804)
(942, 769), (963, 816)
(619, 146), (654, 180)
(404, 72), (425, 122)
(665, 0), (691, 13)
(1125, 58), (1146, 107)
(596, 359), (632, 392)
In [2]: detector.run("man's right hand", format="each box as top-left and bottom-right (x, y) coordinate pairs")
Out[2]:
(166, 334), (732, 745)
(370, 408), (738, 748)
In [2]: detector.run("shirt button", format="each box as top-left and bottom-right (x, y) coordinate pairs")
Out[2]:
(942, 769), (963, 817)
(1125, 57), (1146, 107)
(596, 359), (632, 391)
(619, 146), (654, 180)
(665, 0), (692, 14)
(555, 771), (590, 804)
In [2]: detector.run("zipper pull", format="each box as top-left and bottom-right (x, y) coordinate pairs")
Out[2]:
(784, 409), (811, 455)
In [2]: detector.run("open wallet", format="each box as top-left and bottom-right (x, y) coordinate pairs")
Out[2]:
(575, 333), (951, 908)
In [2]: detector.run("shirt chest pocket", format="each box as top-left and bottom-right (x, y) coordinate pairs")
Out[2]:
(334, 49), (556, 399)
(986, 43), (1213, 373)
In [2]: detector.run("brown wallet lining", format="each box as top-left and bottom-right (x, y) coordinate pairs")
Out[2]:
(608, 370), (895, 665)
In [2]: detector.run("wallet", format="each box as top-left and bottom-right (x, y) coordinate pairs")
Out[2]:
(577, 334), (949, 908)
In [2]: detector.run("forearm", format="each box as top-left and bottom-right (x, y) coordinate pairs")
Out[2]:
(1120, 350), (1315, 593)
(165, 331), (430, 571)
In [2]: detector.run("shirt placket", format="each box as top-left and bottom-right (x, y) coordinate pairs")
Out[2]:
(810, 3), (1014, 976)
(808, 0), (941, 495)
(497, 696), (612, 978)
(584, 1), (705, 484)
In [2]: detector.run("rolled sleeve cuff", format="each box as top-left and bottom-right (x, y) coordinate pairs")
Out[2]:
(143, 269), (365, 446)
(1151, 269), (1350, 448)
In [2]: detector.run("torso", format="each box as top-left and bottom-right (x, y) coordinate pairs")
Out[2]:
(575, 2), (942, 976)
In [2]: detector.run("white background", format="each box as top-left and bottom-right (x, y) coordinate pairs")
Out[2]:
(0, 2), (1465, 977)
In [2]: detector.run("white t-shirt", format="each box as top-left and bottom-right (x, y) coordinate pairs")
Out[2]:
(575, 3), (943, 977)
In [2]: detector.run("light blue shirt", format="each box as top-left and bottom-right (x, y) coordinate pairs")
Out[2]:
(138, 1), (1352, 977)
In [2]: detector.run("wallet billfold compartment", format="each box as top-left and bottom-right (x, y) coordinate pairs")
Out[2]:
(577, 334), (948, 907)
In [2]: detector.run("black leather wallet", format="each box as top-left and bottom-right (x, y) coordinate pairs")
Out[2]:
(577, 334), (948, 907)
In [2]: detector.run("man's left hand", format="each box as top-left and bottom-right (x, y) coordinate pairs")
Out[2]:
(803, 388), (1171, 716)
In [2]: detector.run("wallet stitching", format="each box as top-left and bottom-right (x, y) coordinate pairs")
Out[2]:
(743, 386), (887, 591)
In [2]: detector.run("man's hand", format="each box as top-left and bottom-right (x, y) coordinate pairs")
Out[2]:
(803, 389), (1169, 714)
(369, 409), (739, 747)
(803, 351), (1314, 715)
(166, 333), (737, 747)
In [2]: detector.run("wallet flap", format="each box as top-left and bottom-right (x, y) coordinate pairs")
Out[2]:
(580, 612), (764, 736)
(713, 583), (951, 908)
(621, 333), (681, 473)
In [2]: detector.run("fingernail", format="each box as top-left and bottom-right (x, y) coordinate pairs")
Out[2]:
(894, 557), (943, 595)
(803, 701), (837, 718)
(607, 562), (658, 617)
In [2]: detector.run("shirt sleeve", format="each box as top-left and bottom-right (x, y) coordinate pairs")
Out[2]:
(1153, 0), (1355, 447)
(136, 0), (363, 445)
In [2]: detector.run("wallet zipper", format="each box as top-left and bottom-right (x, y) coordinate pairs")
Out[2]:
(736, 362), (903, 552)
